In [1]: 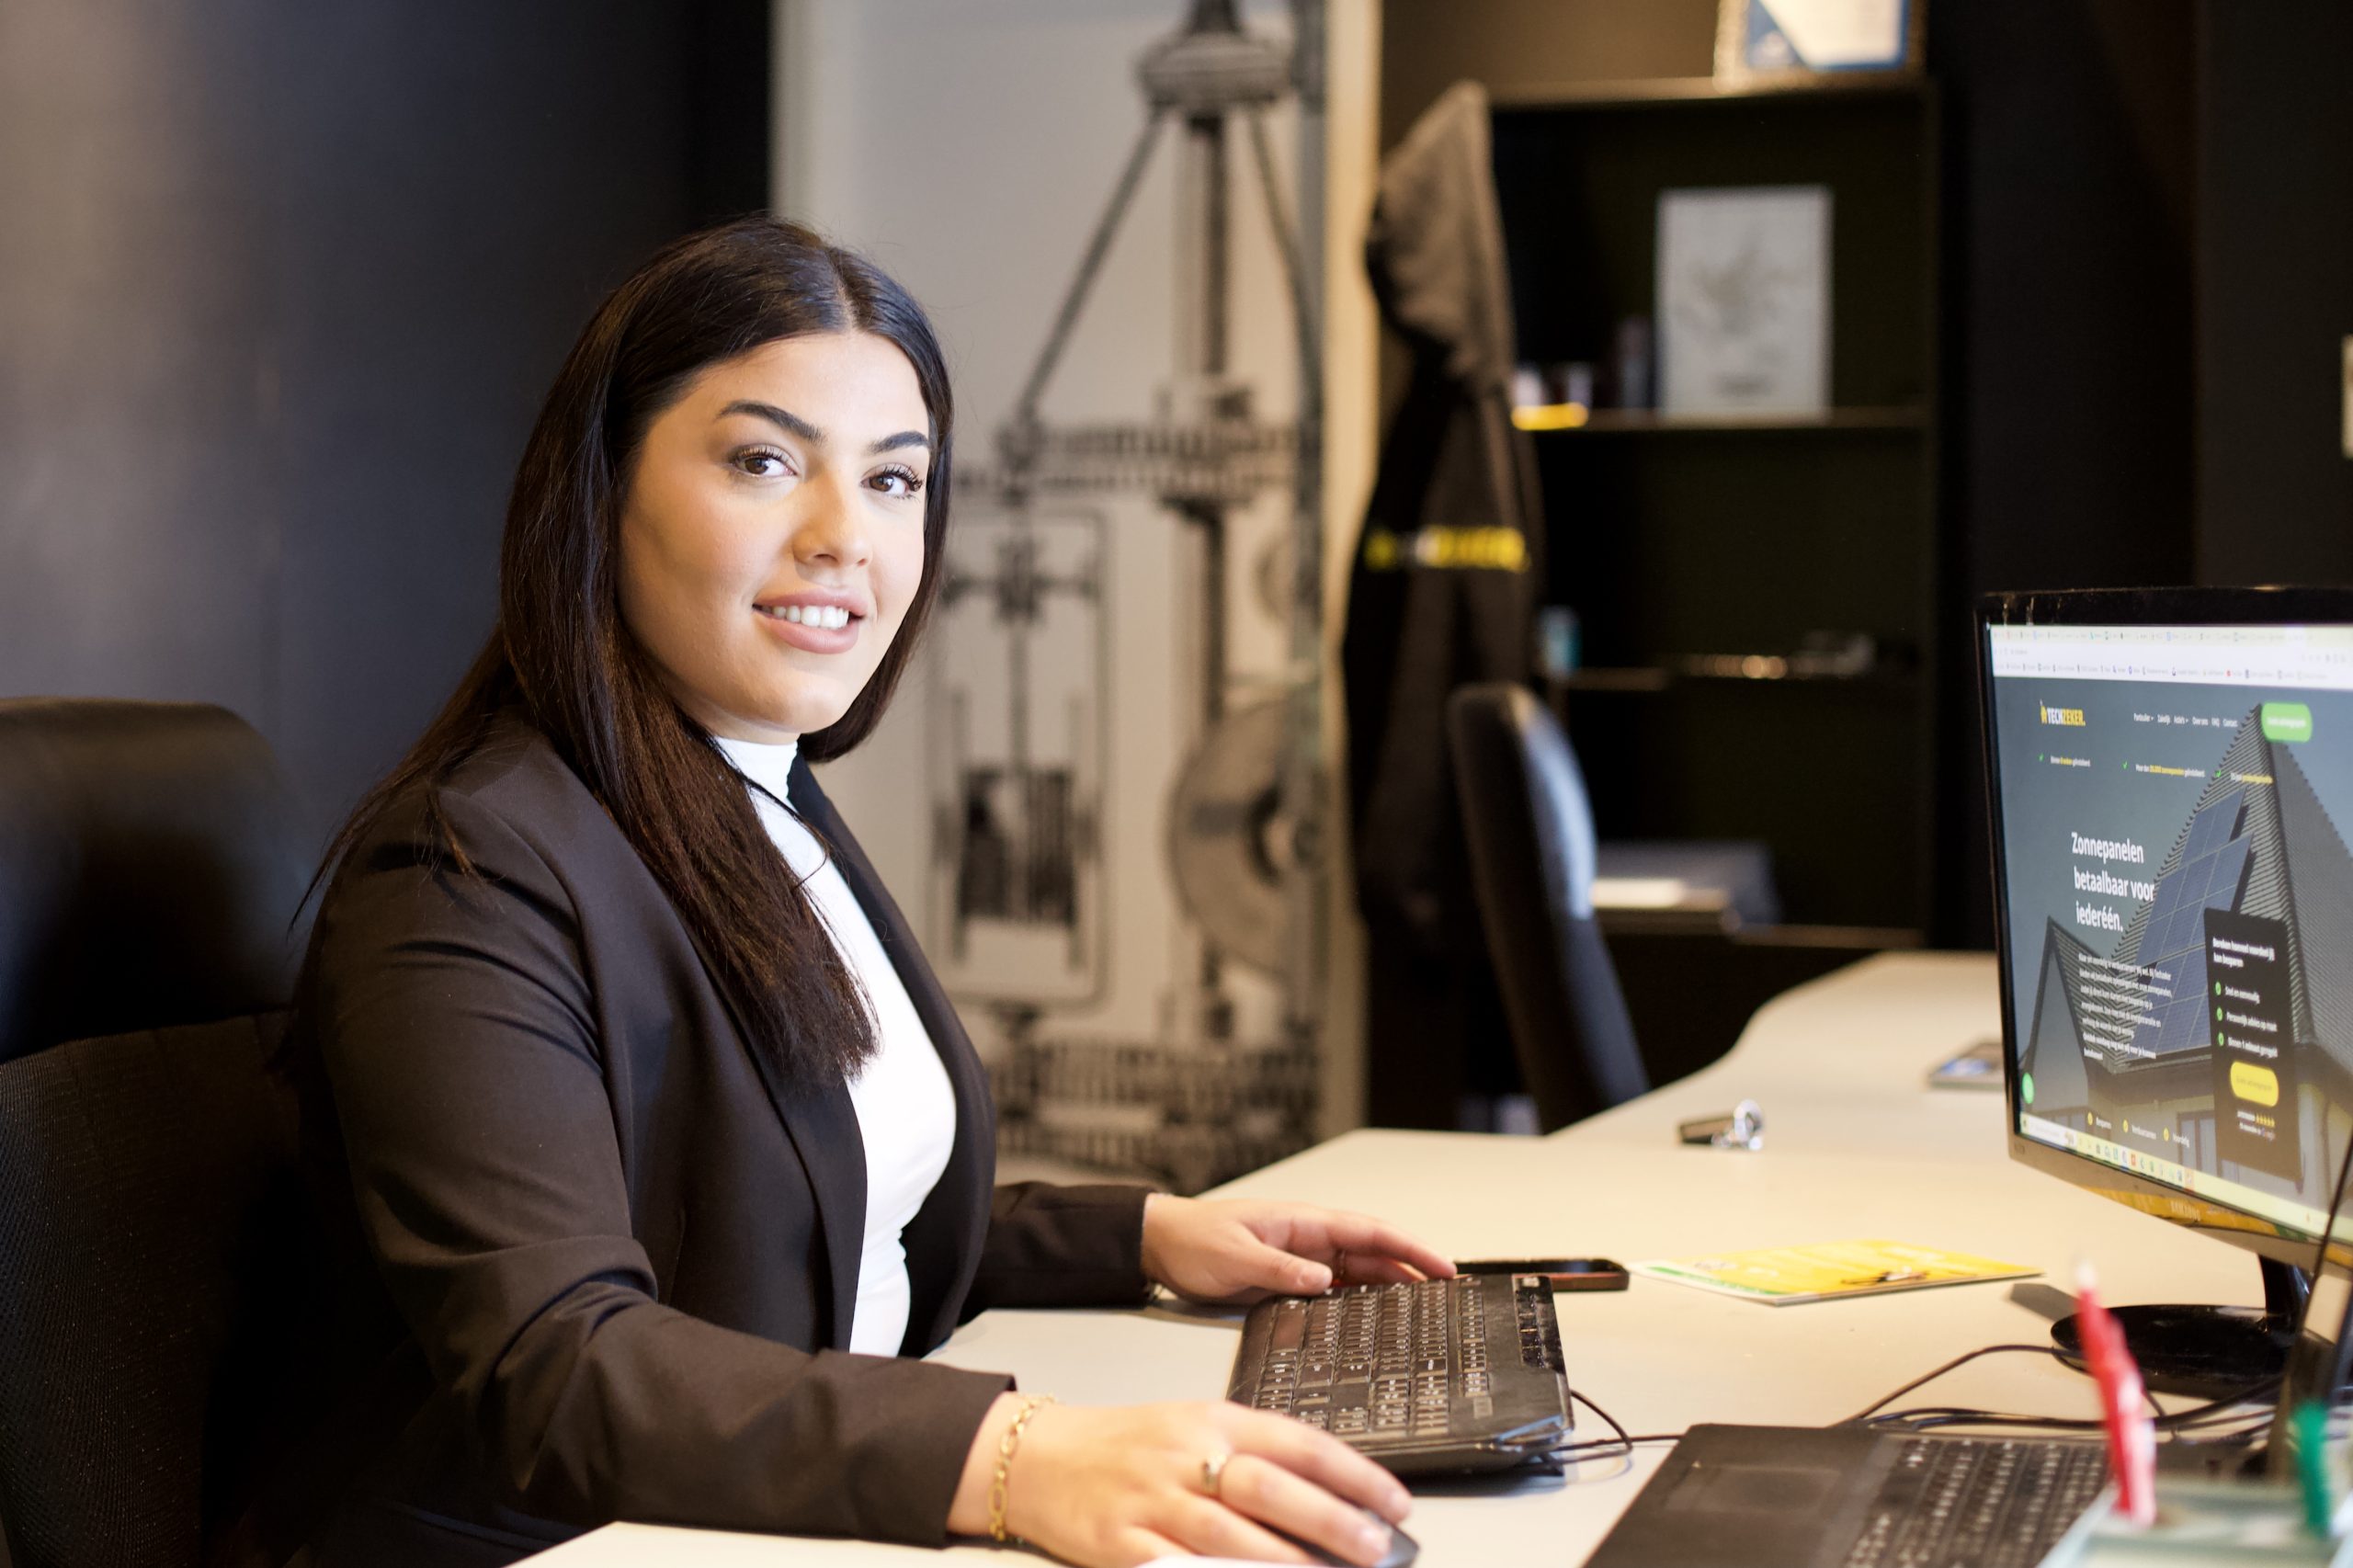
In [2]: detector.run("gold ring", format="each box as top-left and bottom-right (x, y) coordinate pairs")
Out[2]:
(1201, 1451), (1231, 1497)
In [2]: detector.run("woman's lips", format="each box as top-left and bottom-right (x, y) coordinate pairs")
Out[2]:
(754, 604), (860, 653)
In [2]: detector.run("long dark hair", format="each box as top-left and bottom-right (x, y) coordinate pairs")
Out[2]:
(318, 216), (954, 1087)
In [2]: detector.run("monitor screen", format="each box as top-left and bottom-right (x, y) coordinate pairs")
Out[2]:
(1987, 618), (2353, 1244)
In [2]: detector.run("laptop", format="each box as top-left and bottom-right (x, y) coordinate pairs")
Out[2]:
(1584, 1145), (2353, 1568)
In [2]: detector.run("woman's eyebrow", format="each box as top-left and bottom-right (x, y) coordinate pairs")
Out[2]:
(721, 400), (928, 458)
(721, 400), (823, 444)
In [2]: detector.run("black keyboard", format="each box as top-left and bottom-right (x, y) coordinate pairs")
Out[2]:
(1225, 1276), (1571, 1475)
(1843, 1436), (2109, 1568)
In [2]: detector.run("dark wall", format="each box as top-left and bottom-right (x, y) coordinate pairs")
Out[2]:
(1933, 0), (2198, 602)
(2196, 0), (2353, 585)
(0, 2), (767, 841)
(1930, 0), (2199, 947)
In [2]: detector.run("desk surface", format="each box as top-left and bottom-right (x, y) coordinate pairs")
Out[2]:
(530, 953), (2266, 1565)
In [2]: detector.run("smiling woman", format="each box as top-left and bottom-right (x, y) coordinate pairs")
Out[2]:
(618, 337), (934, 744)
(285, 217), (1440, 1568)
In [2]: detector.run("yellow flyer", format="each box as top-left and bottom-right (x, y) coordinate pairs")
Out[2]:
(1632, 1240), (2038, 1305)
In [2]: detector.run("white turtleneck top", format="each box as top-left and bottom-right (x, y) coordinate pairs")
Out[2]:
(711, 734), (958, 1358)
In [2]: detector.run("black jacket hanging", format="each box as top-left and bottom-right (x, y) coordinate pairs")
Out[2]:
(1342, 81), (1544, 1123)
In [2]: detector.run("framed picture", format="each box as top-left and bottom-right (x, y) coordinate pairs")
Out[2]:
(1656, 186), (1832, 417)
(1715, 0), (1925, 85)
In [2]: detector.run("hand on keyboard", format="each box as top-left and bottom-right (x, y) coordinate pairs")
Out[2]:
(1139, 1195), (1457, 1305)
(948, 1395), (1413, 1567)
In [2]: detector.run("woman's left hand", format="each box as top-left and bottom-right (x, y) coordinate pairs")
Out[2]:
(1139, 1194), (1455, 1305)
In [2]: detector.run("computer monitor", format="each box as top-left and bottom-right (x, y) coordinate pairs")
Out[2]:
(1981, 586), (2353, 1391)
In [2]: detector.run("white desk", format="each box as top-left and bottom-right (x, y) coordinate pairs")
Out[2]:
(529, 953), (2264, 1564)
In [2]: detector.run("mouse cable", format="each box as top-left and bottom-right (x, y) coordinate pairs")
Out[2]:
(1544, 1389), (1683, 1459)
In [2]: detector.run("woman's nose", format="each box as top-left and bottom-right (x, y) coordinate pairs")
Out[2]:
(793, 480), (872, 570)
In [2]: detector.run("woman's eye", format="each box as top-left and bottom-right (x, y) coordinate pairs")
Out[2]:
(870, 464), (925, 499)
(732, 448), (792, 479)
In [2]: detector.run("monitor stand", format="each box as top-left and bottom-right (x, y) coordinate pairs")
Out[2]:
(2052, 1256), (2307, 1398)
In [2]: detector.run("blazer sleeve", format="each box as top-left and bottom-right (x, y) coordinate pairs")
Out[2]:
(966, 1182), (1157, 1315)
(313, 787), (1012, 1545)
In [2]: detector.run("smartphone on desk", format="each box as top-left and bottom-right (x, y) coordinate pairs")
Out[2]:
(1455, 1257), (1629, 1291)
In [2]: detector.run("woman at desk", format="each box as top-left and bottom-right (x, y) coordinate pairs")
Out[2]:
(297, 218), (1437, 1568)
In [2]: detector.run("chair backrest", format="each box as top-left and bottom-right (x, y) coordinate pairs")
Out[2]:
(0, 1017), (324, 1568)
(0, 700), (324, 1568)
(1446, 684), (1649, 1131)
(0, 699), (312, 1067)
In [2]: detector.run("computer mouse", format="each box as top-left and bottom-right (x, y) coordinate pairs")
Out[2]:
(1270, 1508), (1419, 1568)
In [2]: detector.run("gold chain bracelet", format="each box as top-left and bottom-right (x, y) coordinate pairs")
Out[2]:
(987, 1393), (1058, 1543)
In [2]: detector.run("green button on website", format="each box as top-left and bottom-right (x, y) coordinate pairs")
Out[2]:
(2262, 701), (2313, 743)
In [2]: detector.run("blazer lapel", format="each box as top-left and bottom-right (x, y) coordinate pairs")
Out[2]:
(772, 1068), (867, 1355)
(789, 757), (995, 1354)
(676, 879), (867, 1354)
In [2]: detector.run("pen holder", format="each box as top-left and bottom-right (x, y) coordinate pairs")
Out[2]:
(2034, 1479), (2353, 1566)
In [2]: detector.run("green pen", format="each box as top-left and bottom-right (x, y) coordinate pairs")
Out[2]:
(2290, 1397), (2333, 1537)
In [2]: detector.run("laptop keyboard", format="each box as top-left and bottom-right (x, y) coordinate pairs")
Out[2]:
(1843, 1436), (2109, 1568)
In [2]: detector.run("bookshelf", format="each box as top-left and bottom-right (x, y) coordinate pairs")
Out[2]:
(1491, 77), (1941, 933)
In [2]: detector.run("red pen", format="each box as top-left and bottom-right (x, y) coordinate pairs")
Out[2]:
(2075, 1262), (2156, 1527)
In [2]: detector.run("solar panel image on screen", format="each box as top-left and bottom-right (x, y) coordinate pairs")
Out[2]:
(1987, 620), (2353, 1239)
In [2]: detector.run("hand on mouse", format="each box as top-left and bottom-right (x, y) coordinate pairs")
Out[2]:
(948, 1395), (1411, 1566)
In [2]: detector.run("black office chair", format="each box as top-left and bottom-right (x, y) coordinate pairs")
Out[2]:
(1446, 684), (1649, 1132)
(0, 699), (313, 1067)
(0, 699), (328, 1568)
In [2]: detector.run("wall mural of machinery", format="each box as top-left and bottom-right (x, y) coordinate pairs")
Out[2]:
(928, 0), (1329, 1194)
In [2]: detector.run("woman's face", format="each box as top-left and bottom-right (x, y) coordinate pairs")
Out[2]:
(618, 331), (932, 744)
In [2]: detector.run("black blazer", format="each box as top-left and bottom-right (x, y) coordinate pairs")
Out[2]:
(295, 712), (1150, 1565)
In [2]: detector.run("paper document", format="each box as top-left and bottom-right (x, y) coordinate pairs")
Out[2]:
(1634, 1239), (2038, 1305)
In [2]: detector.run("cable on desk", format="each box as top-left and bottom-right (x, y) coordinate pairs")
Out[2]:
(1571, 1388), (1630, 1449)
(1545, 1389), (1682, 1460)
(1529, 1358), (2275, 1480)
(1846, 1344), (2279, 1438)
(2158, 1415), (2275, 1450)
(1871, 1379), (2284, 1438)
(2152, 1377), (2290, 1437)
(1868, 1407), (2108, 1434)
(1839, 1344), (2066, 1425)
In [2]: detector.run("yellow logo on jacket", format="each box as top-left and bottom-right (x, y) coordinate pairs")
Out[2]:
(1361, 526), (1528, 573)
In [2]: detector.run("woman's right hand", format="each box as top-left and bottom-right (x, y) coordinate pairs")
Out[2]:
(948, 1394), (1413, 1566)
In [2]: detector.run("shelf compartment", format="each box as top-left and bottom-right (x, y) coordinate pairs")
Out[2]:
(1492, 91), (1934, 412)
(1490, 75), (1929, 113)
